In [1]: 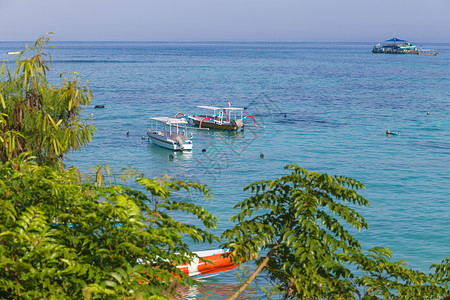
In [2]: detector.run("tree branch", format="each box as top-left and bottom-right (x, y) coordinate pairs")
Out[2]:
(228, 240), (281, 300)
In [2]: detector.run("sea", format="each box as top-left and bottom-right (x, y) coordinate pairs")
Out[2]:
(1, 41), (449, 299)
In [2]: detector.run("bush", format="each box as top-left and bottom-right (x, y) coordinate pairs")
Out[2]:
(0, 155), (218, 299)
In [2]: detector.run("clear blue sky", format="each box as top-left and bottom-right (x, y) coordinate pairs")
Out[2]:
(0, 0), (449, 42)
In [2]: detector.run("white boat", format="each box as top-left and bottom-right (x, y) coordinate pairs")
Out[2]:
(418, 49), (439, 56)
(7, 51), (20, 55)
(188, 105), (261, 131)
(147, 117), (193, 151)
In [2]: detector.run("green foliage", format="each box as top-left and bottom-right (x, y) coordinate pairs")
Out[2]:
(341, 247), (448, 299)
(0, 34), (95, 165)
(0, 155), (218, 299)
(223, 164), (450, 299)
(223, 164), (369, 298)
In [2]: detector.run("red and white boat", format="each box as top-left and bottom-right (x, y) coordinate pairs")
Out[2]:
(140, 249), (237, 284)
(176, 249), (238, 278)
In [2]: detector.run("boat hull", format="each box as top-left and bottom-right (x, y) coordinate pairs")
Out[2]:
(148, 132), (193, 151)
(190, 117), (241, 131)
(176, 249), (237, 278)
(419, 51), (439, 56)
(139, 249), (238, 284)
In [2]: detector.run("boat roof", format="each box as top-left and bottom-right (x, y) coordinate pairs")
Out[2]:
(195, 105), (244, 111)
(222, 107), (244, 111)
(196, 105), (222, 110)
(151, 117), (188, 124)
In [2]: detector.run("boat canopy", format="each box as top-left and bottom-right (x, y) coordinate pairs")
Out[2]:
(151, 117), (188, 125)
(385, 37), (408, 43)
(196, 105), (221, 110)
(222, 107), (244, 111)
(195, 105), (245, 111)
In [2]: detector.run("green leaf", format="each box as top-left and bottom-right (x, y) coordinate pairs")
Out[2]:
(0, 93), (5, 109)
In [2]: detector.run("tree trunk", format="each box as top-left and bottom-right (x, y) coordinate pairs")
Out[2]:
(228, 243), (280, 300)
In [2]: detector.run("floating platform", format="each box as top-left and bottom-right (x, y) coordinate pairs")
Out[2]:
(372, 37), (438, 55)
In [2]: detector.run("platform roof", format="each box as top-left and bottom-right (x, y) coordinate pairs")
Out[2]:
(385, 37), (409, 43)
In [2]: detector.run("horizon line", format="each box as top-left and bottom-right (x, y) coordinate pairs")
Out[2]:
(1, 40), (448, 44)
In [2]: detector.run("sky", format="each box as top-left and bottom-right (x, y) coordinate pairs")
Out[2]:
(0, 0), (449, 42)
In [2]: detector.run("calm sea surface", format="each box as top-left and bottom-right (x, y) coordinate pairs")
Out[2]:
(1, 41), (449, 298)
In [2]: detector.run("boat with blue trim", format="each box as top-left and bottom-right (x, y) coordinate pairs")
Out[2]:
(187, 104), (264, 131)
(188, 105), (246, 131)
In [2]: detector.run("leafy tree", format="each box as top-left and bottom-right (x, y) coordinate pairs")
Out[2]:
(0, 155), (218, 299)
(0, 34), (95, 165)
(222, 164), (449, 299)
(343, 247), (450, 299)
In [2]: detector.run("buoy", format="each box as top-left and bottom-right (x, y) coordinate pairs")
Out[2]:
(260, 154), (264, 159)
(202, 148), (206, 152)
(386, 130), (400, 135)
(141, 136), (145, 140)
(427, 112), (430, 115)
(169, 154), (174, 159)
(94, 105), (105, 109)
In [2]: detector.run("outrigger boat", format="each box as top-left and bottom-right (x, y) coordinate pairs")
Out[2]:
(147, 117), (193, 151)
(186, 105), (261, 131)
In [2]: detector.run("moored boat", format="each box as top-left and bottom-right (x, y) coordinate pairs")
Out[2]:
(418, 49), (439, 56)
(147, 117), (193, 151)
(188, 105), (262, 131)
(139, 249), (238, 284)
(188, 105), (245, 131)
(176, 249), (237, 278)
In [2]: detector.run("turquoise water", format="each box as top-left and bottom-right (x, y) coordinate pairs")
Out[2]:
(1, 41), (449, 297)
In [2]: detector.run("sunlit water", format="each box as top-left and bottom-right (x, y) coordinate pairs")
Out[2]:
(1, 41), (449, 298)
